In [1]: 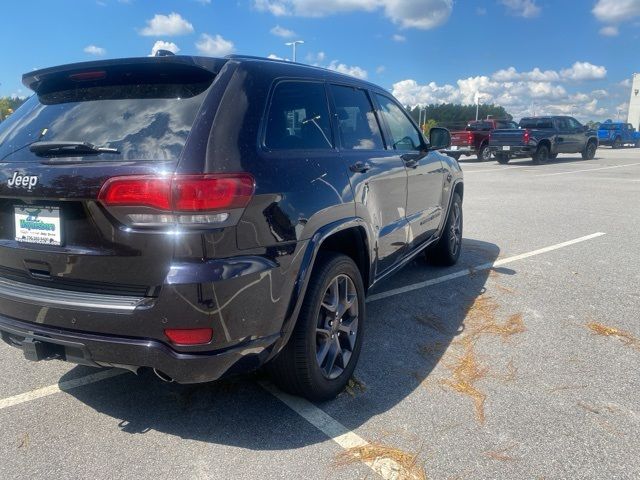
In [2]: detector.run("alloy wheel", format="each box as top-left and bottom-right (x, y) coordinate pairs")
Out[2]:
(315, 274), (359, 380)
(449, 203), (462, 256)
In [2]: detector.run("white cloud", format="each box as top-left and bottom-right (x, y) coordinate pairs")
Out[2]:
(305, 51), (326, 63)
(476, 7), (487, 15)
(392, 34), (406, 42)
(267, 53), (285, 60)
(327, 60), (368, 79)
(593, 0), (640, 24)
(195, 33), (235, 56)
(391, 61), (620, 121)
(376, 65), (386, 74)
(619, 78), (633, 88)
(560, 62), (607, 81)
(599, 25), (619, 36)
(254, 0), (453, 30)
(270, 25), (296, 37)
(150, 40), (180, 56)
(500, 0), (541, 18)
(139, 13), (194, 36)
(83, 45), (106, 56)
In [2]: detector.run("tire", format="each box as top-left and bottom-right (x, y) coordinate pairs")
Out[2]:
(449, 153), (461, 161)
(635, 140), (640, 148)
(268, 252), (365, 401)
(612, 137), (622, 149)
(532, 144), (550, 165)
(478, 144), (492, 162)
(427, 193), (463, 266)
(549, 153), (558, 160)
(496, 154), (510, 164)
(582, 140), (597, 160)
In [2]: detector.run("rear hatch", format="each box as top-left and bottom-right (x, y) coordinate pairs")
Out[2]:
(0, 58), (218, 304)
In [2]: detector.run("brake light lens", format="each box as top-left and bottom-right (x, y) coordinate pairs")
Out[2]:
(99, 177), (171, 210)
(173, 175), (254, 211)
(523, 129), (531, 145)
(467, 132), (474, 145)
(68, 70), (106, 81)
(164, 328), (213, 345)
(99, 174), (255, 212)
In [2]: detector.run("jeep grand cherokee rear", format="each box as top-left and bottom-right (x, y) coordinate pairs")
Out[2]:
(0, 55), (463, 400)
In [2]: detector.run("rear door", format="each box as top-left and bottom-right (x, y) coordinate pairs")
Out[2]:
(0, 60), (218, 299)
(328, 84), (408, 275)
(555, 118), (574, 153)
(373, 93), (444, 249)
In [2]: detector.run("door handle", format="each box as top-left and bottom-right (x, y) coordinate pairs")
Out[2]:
(349, 161), (371, 173)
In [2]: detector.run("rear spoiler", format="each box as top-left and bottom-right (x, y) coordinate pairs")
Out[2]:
(23, 56), (229, 94)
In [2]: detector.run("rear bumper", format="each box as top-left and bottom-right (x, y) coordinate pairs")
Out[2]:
(0, 314), (279, 383)
(446, 146), (476, 155)
(489, 145), (534, 156)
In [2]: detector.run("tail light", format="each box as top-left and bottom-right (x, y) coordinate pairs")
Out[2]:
(99, 174), (255, 227)
(467, 132), (474, 145)
(523, 129), (531, 145)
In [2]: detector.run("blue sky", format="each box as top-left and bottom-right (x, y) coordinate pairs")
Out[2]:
(1, 0), (637, 120)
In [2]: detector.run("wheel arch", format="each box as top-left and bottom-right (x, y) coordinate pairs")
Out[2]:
(268, 218), (373, 360)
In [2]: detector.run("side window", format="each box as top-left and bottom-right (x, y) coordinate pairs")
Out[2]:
(556, 118), (569, 130)
(265, 81), (333, 150)
(375, 94), (422, 151)
(568, 118), (582, 130)
(330, 85), (384, 150)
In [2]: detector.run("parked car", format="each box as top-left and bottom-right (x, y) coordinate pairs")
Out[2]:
(489, 116), (598, 164)
(0, 54), (463, 401)
(597, 120), (640, 148)
(448, 118), (518, 161)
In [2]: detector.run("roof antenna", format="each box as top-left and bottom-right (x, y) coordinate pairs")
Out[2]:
(154, 49), (175, 57)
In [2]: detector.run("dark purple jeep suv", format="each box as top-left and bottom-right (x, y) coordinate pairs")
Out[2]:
(0, 54), (463, 400)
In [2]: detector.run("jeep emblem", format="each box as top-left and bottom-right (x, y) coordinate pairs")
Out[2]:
(7, 172), (38, 190)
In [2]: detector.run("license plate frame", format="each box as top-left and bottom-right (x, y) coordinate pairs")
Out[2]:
(449, 145), (458, 151)
(14, 205), (62, 246)
(502, 146), (511, 151)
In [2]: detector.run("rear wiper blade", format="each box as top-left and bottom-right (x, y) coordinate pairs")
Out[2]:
(29, 141), (119, 157)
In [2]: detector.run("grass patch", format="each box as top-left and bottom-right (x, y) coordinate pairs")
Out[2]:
(335, 442), (427, 480)
(344, 376), (367, 397)
(440, 339), (488, 424)
(586, 322), (640, 351)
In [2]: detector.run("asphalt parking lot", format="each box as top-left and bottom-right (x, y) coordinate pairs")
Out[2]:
(1, 148), (639, 480)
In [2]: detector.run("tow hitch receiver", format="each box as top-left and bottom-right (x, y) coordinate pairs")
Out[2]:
(22, 338), (63, 362)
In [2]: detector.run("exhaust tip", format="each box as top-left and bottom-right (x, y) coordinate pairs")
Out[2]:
(153, 368), (174, 383)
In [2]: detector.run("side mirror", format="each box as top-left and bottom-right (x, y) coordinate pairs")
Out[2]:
(429, 127), (451, 151)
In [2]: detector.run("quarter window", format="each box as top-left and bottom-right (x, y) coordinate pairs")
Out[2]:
(265, 82), (333, 150)
(375, 94), (422, 151)
(330, 85), (384, 150)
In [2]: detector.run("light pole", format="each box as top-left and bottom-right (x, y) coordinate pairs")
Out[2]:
(285, 40), (304, 62)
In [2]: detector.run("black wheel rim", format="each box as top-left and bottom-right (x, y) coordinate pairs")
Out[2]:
(316, 274), (359, 380)
(449, 203), (462, 256)
(481, 147), (491, 161)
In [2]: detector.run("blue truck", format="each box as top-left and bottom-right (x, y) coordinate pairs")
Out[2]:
(597, 120), (640, 148)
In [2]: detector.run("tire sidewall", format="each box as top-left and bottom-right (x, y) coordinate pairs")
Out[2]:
(534, 145), (549, 164)
(301, 255), (366, 398)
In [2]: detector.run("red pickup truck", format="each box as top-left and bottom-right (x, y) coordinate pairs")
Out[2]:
(448, 119), (518, 161)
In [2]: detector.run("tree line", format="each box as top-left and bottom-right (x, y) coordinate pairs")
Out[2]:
(0, 96), (28, 121)
(406, 103), (513, 133)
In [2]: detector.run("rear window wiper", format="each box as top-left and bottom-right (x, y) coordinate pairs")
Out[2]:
(29, 141), (120, 157)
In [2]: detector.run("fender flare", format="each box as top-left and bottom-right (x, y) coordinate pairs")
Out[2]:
(266, 217), (373, 360)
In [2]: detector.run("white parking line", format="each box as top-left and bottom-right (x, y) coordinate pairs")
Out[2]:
(0, 368), (126, 411)
(260, 381), (404, 478)
(367, 232), (606, 302)
(536, 163), (640, 177)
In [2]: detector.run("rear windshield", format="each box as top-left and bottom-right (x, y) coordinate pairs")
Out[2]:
(519, 118), (553, 129)
(467, 122), (492, 131)
(0, 77), (213, 162)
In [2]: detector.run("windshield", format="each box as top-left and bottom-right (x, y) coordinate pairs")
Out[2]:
(0, 81), (212, 162)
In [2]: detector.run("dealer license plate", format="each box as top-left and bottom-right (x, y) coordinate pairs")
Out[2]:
(502, 146), (511, 151)
(14, 206), (62, 246)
